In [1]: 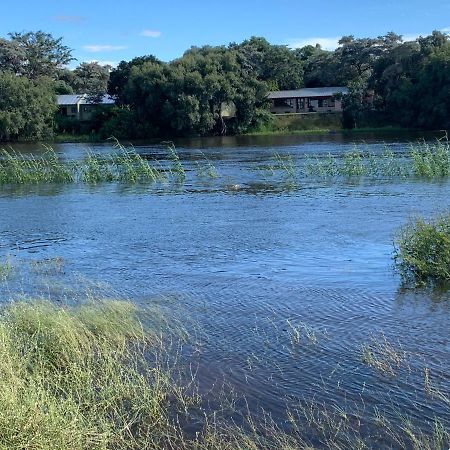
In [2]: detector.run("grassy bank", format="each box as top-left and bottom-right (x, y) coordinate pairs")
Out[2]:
(52, 133), (103, 143)
(247, 113), (344, 135)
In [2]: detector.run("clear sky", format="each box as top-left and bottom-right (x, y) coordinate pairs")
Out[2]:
(1, 0), (449, 66)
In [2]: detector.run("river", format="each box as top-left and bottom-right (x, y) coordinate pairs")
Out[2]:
(1, 132), (449, 445)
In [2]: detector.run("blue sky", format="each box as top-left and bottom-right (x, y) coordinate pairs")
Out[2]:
(1, 0), (449, 66)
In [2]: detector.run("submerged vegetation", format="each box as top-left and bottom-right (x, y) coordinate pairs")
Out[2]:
(0, 296), (447, 449)
(2, 138), (450, 187)
(394, 214), (450, 286)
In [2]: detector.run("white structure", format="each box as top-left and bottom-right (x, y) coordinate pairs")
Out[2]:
(268, 87), (348, 114)
(57, 94), (115, 121)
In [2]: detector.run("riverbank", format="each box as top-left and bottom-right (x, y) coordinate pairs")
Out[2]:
(48, 113), (421, 144)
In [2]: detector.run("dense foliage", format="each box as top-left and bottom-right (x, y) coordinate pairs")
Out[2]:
(0, 29), (449, 140)
(394, 214), (450, 286)
(0, 72), (57, 141)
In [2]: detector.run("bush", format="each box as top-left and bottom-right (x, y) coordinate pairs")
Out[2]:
(394, 214), (450, 286)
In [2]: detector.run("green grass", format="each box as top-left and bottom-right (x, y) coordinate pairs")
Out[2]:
(394, 214), (450, 286)
(0, 299), (180, 449)
(52, 133), (103, 143)
(0, 143), (172, 186)
(0, 257), (13, 281)
(2, 139), (450, 187)
(0, 296), (447, 449)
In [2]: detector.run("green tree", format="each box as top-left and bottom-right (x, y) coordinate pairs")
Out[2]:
(0, 72), (57, 140)
(233, 37), (304, 89)
(108, 55), (161, 103)
(73, 62), (111, 97)
(6, 31), (73, 79)
(113, 45), (269, 137)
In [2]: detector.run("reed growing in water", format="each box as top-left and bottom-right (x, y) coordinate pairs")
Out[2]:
(1, 138), (450, 187)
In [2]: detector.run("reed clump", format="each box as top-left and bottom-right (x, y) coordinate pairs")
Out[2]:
(0, 149), (75, 184)
(394, 214), (450, 286)
(0, 142), (179, 186)
(361, 333), (407, 376)
(410, 140), (450, 178)
(0, 299), (187, 450)
(0, 257), (13, 281)
(301, 139), (450, 179)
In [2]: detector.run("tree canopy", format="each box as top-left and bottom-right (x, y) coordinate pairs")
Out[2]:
(0, 28), (450, 140)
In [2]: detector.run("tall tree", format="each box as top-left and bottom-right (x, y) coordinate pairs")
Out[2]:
(233, 37), (304, 89)
(108, 55), (161, 103)
(72, 62), (111, 96)
(6, 31), (73, 79)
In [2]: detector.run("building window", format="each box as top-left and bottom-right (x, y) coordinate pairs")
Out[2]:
(318, 99), (324, 107)
(71, 107), (77, 114)
(273, 98), (293, 108)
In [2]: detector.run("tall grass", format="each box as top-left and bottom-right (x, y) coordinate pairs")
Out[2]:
(394, 214), (450, 286)
(0, 297), (447, 449)
(282, 138), (450, 181)
(0, 299), (191, 449)
(0, 257), (13, 281)
(1, 139), (450, 187)
(0, 148), (75, 184)
(411, 139), (450, 178)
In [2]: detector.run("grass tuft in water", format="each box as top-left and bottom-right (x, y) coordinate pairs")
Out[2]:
(0, 257), (13, 281)
(394, 214), (450, 286)
(361, 333), (407, 376)
(0, 299), (188, 450)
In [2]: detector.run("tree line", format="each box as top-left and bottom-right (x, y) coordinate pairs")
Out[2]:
(0, 30), (449, 141)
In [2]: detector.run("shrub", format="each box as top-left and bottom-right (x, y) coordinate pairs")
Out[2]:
(394, 214), (450, 286)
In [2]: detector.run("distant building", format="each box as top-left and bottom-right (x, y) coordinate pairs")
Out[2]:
(57, 94), (115, 121)
(268, 87), (348, 114)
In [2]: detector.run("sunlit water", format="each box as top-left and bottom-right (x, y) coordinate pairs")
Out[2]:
(1, 133), (449, 442)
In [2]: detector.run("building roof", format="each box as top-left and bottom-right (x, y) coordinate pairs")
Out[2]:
(268, 87), (349, 99)
(57, 94), (84, 106)
(80, 94), (115, 105)
(56, 94), (115, 106)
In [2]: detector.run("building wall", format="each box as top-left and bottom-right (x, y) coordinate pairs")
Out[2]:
(270, 97), (343, 114)
(59, 105), (79, 118)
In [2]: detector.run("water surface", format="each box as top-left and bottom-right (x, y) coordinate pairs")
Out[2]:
(1, 133), (449, 443)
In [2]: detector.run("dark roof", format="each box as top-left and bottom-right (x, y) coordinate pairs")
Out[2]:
(268, 87), (348, 99)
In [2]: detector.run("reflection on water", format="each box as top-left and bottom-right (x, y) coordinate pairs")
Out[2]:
(0, 134), (449, 441)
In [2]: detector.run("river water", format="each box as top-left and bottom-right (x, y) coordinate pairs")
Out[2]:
(1, 133), (449, 444)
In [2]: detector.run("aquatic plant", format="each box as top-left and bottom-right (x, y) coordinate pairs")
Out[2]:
(410, 140), (450, 178)
(0, 257), (13, 281)
(361, 333), (407, 376)
(166, 142), (186, 182)
(195, 152), (219, 179)
(394, 214), (450, 286)
(298, 138), (450, 180)
(0, 149), (75, 184)
(0, 143), (180, 186)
